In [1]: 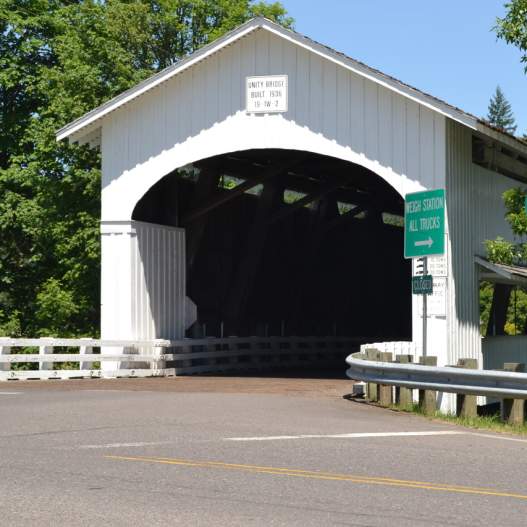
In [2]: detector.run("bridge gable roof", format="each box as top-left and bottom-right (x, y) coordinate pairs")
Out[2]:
(56, 17), (527, 154)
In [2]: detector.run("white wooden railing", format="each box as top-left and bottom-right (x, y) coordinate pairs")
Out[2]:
(359, 341), (418, 357)
(0, 336), (361, 381)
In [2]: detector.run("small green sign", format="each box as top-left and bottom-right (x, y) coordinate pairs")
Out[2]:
(412, 275), (433, 295)
(404, 189), (445, 258)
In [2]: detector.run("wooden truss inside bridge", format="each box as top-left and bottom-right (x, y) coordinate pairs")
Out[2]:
(133, 149), (411, 341)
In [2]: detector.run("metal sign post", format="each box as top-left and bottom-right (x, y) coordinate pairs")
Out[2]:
(422, 257), (428, 358)
(405, 189), (445, 359)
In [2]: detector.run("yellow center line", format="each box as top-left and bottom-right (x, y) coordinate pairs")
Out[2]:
(114, 455), (491, 491)
(104, 455), (527, 501)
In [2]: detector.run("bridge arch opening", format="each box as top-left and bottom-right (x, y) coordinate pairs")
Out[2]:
(132, 148), (411, 357)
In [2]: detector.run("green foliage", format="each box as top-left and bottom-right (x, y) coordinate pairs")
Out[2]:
(505, 287), (527, 334)
(395, 403), (527, 436)
(479, 281), (494, 334)
(496, 0), (527, 73)
(486, 86), (517, 134)
(484, 237), (525, 265)
(0, 1), (292, 338)
(502, 187), (527, 236)
(483, 186), (527, 336)
(484, 187), (527, 265)
(35, 278), (79, 337)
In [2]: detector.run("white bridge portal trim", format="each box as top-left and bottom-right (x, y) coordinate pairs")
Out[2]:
(102, 112), (433, 222)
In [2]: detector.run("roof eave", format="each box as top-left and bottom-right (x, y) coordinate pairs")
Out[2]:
(475, 256), (527, 286)
(56, 17), (265, 142)
(56, 17), (527, 158)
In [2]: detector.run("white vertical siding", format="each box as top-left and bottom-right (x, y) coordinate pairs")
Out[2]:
(445, 120), (521, 367)
(295, 47), (309, 124)
(101, 221), (186, 343)
(132, 221), (187, 340)
(391, 96), (406, 177)
(101, 28), (447, 221)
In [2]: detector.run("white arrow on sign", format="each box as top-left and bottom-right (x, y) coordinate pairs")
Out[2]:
(415, 237), (433, 248)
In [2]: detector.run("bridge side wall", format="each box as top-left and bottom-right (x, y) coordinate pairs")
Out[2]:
(101, 221), (187, 351)
(444, 120), (522, 409)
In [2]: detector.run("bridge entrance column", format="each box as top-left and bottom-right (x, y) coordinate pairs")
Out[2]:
(100, 220), (195, 371)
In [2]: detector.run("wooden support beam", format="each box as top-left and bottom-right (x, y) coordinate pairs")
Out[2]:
(487, 284), (513, 336)
(183, 159), (304, 225)
(267, 177), (347, 225)
(195, 160), (402, 216)
(198, 154), (344, 181)
(321, 204), (368, 233)
(183, 174), (269, 225)
(186, 167), (220, 269)
(288, 196), (340, 330)
(224, 179), (284, 325)
(474, 138), (527, 181)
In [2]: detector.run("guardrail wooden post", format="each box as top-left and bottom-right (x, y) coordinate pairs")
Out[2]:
(202, 337), (216, 370)
(365, 348), (380, 402)
(378, 352), (393, 406)
(456, 358), (478, 418)
(269, 337), (279, 367)
(395, 354), (413, 408)
(0, 345), (10, 372)
(180, 343), (193, 371)
(419, 356), (437, 415)
(501, 362), (525, 425)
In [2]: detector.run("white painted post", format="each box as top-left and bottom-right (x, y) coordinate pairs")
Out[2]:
(0, 345), (11, 372)
(151, 339), (166, 373)
(79, 338), (92, 372)
(39, 338), (55, 371)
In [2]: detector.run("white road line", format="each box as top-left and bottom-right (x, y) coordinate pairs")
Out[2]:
(0, 392), (20, 395)
(77, 441), (170, 449)
(470, 432), (527, 444)
(225, 431), (466, 441)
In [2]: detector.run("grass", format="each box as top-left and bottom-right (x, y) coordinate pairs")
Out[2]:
(386, 402), (527, 436)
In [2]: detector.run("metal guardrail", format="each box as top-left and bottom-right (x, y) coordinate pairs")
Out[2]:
(0, 336), (360, 381)
(346, 351), (527, 399)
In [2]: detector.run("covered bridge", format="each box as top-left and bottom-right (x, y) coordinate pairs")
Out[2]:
(57, 17), (527, 400)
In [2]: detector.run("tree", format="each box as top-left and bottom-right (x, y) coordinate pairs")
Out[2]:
(496, 0), (527, 72)
(486, 86), (517, 134)
(483, 187), (527, 334)
(0, 0), (293, 337)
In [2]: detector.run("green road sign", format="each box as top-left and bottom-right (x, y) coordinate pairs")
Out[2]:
(412, 275), (433, 295)
(404, 189), (445, 258)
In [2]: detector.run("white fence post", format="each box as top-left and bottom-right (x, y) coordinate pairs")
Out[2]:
(79, 338), (92, 372)
(39, 338), (55, 371)
(151, 340), (166, 372)
(0, 345), (10, 372)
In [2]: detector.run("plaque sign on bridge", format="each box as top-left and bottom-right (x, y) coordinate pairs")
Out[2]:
(246, 75), (288, 114)
(404, 189), (445, 259)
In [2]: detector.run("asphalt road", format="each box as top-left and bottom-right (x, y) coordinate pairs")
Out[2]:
(1, 376), (527, 526)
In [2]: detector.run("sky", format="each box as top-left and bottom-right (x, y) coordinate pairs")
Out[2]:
(279, 0), (526, 134)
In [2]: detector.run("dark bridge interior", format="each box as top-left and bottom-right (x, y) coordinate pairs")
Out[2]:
(133, 149), (411, 341)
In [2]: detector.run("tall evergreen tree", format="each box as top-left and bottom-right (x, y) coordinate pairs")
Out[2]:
(486, 85), (517, 134)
